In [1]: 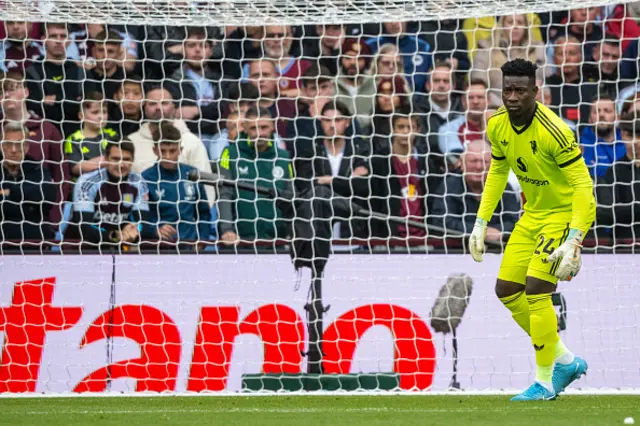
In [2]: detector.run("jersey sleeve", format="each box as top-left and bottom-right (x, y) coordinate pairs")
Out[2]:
(72, 176), (97, 213)
(476, 118), (511, 223)
(547, 121), (596, 233)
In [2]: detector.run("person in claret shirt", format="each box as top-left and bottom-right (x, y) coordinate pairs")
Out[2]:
(260, 25), (312, 98)
(545, 35), (598, 125)
(246, 58), (297, 139)
(0, 21), (43, 75)
(437, 79), (489, 167)
(369, 108), (443, 240)
(430, 139), (520, 240)
(0, 71), (70, 225)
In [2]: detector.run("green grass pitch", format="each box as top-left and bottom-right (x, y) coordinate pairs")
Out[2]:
(0, 395), (637, 425)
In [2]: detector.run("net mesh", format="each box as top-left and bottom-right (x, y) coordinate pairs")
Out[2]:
(0, 1), (639, 394)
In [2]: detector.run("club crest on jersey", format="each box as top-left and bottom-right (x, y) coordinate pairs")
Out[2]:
(123, 193), (134, 206)
(183, 182), (196, 201)
(500, 139), (509, 146)
(272, 166), (285, 179)
(530, 140), (538, 154)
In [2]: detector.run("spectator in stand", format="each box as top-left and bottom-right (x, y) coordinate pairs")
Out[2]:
(471, 14), (548, 105)
(620, 38), (640, 85)
(414, 60), (463, 169)
(84, 30), (125, 99)
(301, 24), (345, 76)
(222, 81), (259, 117)
(0, 122), (57, 245)
(293, 100), (371, 240)
(335, 37), (373, 125)
(0, 21), (43, 75)
(582, 35), (623, 98)
(253, 25), (312, 98)
(602, 4), (640, 54)
(369, 75), (412, 144)
(25, 23), (85, 137)
(366, 21), (432, 93)
(580, 95), (625, 178)
(110, 76), (144, 138)
(462, 13), (544, 61)
(67, 23), (137, 73)
(128, 85), (212, 176)
(217, 107), (292, 244)
(246, 58), (296, 138)
(552, 7), (604, 64)
(417, 19), (470, 88)
(369, 109), (442, 240)
(438, 79), (489, 166)
(545, 35), (598, 126)
(138, 25), (187, 81)
(64, 91), (119, 179)
(0, 71), (69, 224)
(142, 122), (211, 244)
(222, 26), (264, 80)
(535, 78), (577, 132)
(285, 64), (339, 154)
(596, 113), (640, 240)
(209, 109), (244, 162)
(169, 26), (221, 139)
(66, 140), (151, 247)
(431, 139), (519, 239)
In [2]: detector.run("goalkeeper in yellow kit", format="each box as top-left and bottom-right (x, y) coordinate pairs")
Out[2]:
(469, 59), (596, 401)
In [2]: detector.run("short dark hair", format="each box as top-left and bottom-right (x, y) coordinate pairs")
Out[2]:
(429, 59), (453, 73)
(95, 30), (123, 46)
(466, 78), (489, 90)
(501, 58), (538, 79)
(105, 140), (135, 159)
(40, 22), (68, 34)
(185, 26), (210, 41)
(301, 63), (333, 88)
(391, 105), (418, 129)
(152, 121), (182, 144)
(601, 33), (621, 48)
(0, 71), (25, 94)
(121, 75), (143, 88)
(321, 100), (351, 117)
(619, 112), (640, 137)
(227, 82), (260, 102)
(144, 82), (175, 99)
(82, 91), (105, 110)
(245, 106), (272, 120)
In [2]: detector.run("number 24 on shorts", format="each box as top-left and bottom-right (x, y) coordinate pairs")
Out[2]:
(535, 235), (556, 258)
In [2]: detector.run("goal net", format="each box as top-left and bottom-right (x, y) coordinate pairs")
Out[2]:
(0, 0), (639, 394)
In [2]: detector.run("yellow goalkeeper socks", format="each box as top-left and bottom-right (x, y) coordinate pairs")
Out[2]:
(527, 293), (559, 387)
(499, 291), (531, 335)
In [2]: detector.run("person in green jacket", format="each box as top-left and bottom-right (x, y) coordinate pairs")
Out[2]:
(218, 106), (293, 244)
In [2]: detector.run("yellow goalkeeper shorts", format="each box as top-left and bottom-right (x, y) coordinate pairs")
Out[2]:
(497, 212), (572, 285)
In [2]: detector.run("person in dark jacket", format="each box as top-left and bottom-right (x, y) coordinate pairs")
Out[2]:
(109, 76), (144, 138)
(217, 107), (293, 244)
(142, 122), (211, 243)
(430, 139), (520, 239)
(0, 122), (57, 244)
(369, 109), (443, 239)
(168, 26), (221, 138)
(596, 114), (640, 240)
(25, 22), (85, 138)
(0, 71), (70, 224)
(83, 30), (126, 99)
(294, 100), (371, 240)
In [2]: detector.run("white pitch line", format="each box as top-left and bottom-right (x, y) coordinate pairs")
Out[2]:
(2, 406), (632, 416)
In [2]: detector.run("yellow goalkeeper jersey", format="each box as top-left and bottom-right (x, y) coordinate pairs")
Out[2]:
(477, 102), (595, 232)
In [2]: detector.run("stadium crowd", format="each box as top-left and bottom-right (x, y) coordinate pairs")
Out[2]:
(0, 4), (639, 251)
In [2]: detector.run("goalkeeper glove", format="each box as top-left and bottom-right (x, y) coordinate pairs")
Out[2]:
(469, 218), (488, 263)
(544, 229), (584, 281)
